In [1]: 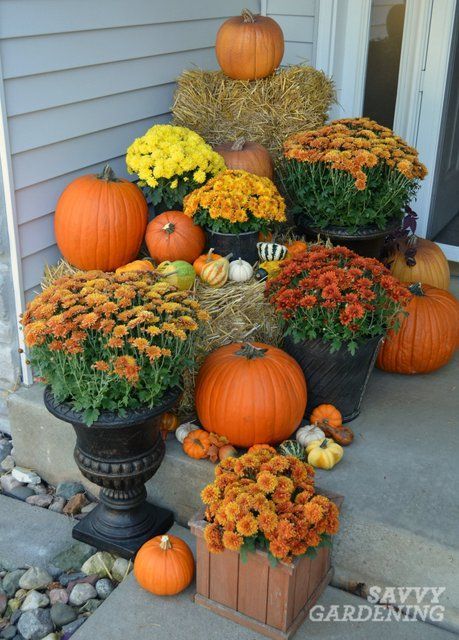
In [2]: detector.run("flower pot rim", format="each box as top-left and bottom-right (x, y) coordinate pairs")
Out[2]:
(299, 215), (401, 240)
(43, 385), (181, 428)
(205, 227), (259, 237)
(284, 334), (384, 353)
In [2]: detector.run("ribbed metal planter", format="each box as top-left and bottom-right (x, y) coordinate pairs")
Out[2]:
(283, 336), (382, 422)
(206, 228), (258, 264)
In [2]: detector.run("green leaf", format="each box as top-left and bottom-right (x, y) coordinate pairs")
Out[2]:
(305, 546), (318, 559)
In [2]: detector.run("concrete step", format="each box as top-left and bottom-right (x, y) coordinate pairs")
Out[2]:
(71, 522), (456, 640)
(7, 356), (459, 633)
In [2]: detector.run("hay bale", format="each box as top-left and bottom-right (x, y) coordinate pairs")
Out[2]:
(172, 66), (335, 159)
(42, 259), (78, 288)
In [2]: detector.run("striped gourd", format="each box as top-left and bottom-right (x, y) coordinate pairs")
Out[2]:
(201, 254), (232, 287)
(277, 439), (306, 460)
(257, 242), (287, 262)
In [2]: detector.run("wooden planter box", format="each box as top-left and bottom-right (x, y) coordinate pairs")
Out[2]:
(189, 491), (343, 640)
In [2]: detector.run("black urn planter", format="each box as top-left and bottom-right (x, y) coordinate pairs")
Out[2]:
(296, 217), (401, 259)
(283, 336), (382, 422)
(206, 228), (258, 264)
(44, 386), (180, 558)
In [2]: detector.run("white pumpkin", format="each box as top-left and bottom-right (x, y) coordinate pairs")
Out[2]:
(229, 258), (253, 282)
(175, 422), (197, 444)
(296, 423), (325, 448)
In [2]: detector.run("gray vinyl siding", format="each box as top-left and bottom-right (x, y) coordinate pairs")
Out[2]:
(267, 0), (317, 67)
(0, 0), (259, 301)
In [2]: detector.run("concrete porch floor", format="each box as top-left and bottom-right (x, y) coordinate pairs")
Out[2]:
(6, 278), (459, 633)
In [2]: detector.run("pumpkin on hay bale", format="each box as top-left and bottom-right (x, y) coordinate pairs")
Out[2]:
(172, 65), (335, 159)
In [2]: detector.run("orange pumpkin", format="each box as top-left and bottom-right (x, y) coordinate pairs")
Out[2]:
(159, 412), (179, 440)
(214, 138), (274, 180)
(377, 283), (459, 374)
(55, 164), (148, 271)
(310, 404), (343, 428)
(183, 429), (211, 459)
(389, 236), (450, 290)
(134, 534), (194, 596)
(258, 230), (273, 242)
(247, 444), (277, 454)
(216, 9), (284, 80)
(193, 249), (222, 276)
(286, 240), (308, 258)
(145, 211), (206, 264)
(115, 259), (154, 274)
(195, 342), (307, 448)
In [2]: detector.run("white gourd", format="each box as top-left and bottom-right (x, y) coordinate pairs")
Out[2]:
(175, 422), (197, 444)
(229, 258), (253, 282)
(295, 424), (325, 448)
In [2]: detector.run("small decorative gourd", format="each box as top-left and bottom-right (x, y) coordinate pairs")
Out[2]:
(296, 424), (325, 448)
(229, 258), (253, 282)
(134, 534), (194, 596)
(115, 259), (154, 274)
(175, 422), (197, 444)
(182, 429), (211, 459)
(306, 438), (343, 470)
(257, 242), (287, 262)
(310, 404), (343, 428)
(156, 260), (196, 290)
(277, 439), (305, 460)
(201, 253), (233, 287)
(193, 248), (222, 276)
(320, 424), (354, 447)
(259, 260), (283, 279)
(159, 412), (179, 439)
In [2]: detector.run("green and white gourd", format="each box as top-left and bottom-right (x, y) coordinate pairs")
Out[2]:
(257, 242), (288, 262)
(278, 439), (306, 460)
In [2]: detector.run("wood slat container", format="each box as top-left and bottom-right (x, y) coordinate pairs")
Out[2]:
(189, 491), (343, 640)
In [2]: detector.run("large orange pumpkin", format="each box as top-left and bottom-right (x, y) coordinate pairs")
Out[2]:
(215, 9), (284, 81)
(195, 342), (307, 448)
(214, 138), (274, 180)
(134, 534), (194, 596)
(145, 211), (205, 264)
(389, 236), (450, 290)
(377, 283), (459, 374)
(54, 164), (148, 271)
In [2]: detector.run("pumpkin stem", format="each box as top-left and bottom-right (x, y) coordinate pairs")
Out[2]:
(224, 253), (233, 261)
(97, 164), (119, 182)
(206, 248), (215, 261)
(409, 282), (424, 296)
(159, 535), (172, 551)
(236, 343), (268, 359)
(241, 8), (256, 22)
(319, 439), (329, 449)
(231, 137), (246, 151)
(404, 234), (418, 266)
(163, 222), (175, 235)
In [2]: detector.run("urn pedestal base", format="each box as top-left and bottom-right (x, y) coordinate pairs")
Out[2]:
(73, 499), (173, 558)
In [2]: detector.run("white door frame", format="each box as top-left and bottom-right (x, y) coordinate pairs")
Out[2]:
(315, 0), (458, 260)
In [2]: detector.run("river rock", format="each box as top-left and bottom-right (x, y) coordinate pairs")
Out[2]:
(66, 575), (98, 592)
(48, 589), (68, 606)
(19, 568), (52, 591)
(50, 603), (76, 627)
(81, 552), (114, 579)
(68, 583), (96, 607)
(79, 598), (100, 614)
(7, 486), (35, 501)
(0, 589), (6, 615)
(17, 608), (53, 640)
(80, 503), (96, 515)
(25, 495), (53, 508)
(41, 634), (60, 640)
(55, 483), (84, 501)
(111, 558), (130, 582)
(63, 494), (87, 516)
(31, 484), (48, 495)
(48, 498), (65, 514)
(58, 574), (85, 588)
(21, 591), (49, 611)
(0, 624), (17, 639)
(95, 578), (113, 600)
(61, 617), (85, 638)
(15, 588), (28, 601)
(2, 572), (25, 598)
(51, 543), (95, 574)
(0, 475), (20, 494)
(0, 440), (12, 463)
(7, 599), (20, 616)
(11, 468), (41, 485)
(0, 456), (15, 472)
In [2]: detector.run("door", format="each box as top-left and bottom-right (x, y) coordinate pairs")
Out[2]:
(427, 1), (459, 242)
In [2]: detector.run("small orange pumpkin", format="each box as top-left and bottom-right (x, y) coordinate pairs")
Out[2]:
(115, 259), (154, 274)
(247, 444), (277, 454)
(193, 249), (223, 276)
(159, 412), (179, 440)
(183, 429), (211, 459)
(134, 534), (194, 596)
(310, 404), (342, 428)
(286, 241), (307, 258)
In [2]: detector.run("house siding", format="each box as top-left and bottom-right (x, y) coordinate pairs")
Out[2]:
(0, 0), (259, 302)
(267, 0), (317, 66)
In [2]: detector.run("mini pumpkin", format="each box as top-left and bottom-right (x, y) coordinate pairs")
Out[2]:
(286, 240), (307, 258)
(201, 253), (232, 287)
(310, 404), (343, 428)
(115, 259), (154, 274)
(218, 444), (238, 461)
(193, 248), (222, 276)
(296, 424), (325, 448)
(134, 534), (194, 596)
(307, 438), (343, 470)
(159, 412), (179, 440)
(228, 258), (253, 282)
(175, 422), (197, 444)
(257, 242), (287, 262)
(277, 439), (305, 460)
(183, 429), (211, 459)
